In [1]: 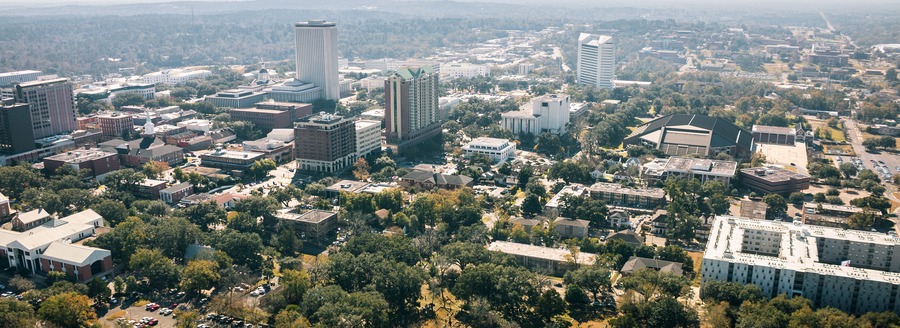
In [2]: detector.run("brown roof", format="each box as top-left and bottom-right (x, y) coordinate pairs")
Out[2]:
(621, 256), (684, 275)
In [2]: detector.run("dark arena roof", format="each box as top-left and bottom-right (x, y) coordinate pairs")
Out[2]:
(624, 114), (753, 157)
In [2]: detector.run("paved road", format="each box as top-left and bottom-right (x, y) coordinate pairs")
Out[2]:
(843, 118), (900, 211)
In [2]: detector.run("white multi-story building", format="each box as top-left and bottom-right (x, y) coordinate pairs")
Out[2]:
(294, 20), (340, 100)
(176, 119), (212, 134)
(462, 137), (516, 163)
(440, 63), (491, 81)
(141, 69), (211, 85)
(0, 70), (41, 87)
(577, 33), (615, 90)
(703, 216), (900, 315)
(355, 119), (382, 158)
(519, 63), (535, 75)
(109, 83), (156, 100)
(501, 94), (571, 136)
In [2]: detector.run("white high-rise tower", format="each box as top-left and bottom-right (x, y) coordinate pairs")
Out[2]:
(294, 20), (339, 100)
(576, 33), (615, 90)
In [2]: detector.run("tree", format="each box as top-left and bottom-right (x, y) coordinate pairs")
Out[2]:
(548, 161), (593, 184)
(8, 275), (35, 293)
(179, 200), (227, 231)
(249, 158), (277, 180)
(522, 193), (544, 216)
(86, 277), (111, 300)
(214, 230), (264, 269)
(129, 248), (181, 290)
(142, 161), (169, 179)
(149, 217), (203, 258)
(181, 260), (220, 295)
(275, 307), (311, 328)
(91, 199), (129, 227)
(280, 269), (312, 305)
(848, 210), (878, 230)
(353, 158), (370, 181)
(37, 292), (97, 328)
(372, 188), (403, 213)
(175, 310), (201, 328)
(517, 166), (533, 190)
(564, 266), (611, 302)
(839, 162), (858, 178)
(699, 281), (763, 306)
(788, 192), (805, 205)
(646, 295), (700, 328)
(0, 298), (36, 327)
(763, 194), (787, 220)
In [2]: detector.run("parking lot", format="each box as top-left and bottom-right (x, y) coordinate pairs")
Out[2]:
(101, 302), (178, 328)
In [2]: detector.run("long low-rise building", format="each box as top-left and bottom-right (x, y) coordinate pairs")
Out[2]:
(488, 241), (595, 275)
(588, 182), (665, 209)
(740, 166), (811, 195)
(642, 156), (738, 186)
(702, 216), (900, 315)
(462, 137), (516, 163)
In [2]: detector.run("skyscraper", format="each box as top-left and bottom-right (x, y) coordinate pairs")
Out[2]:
(384, 66), (441, 153)
(294, 112), (356, 173)
(0, 99), (35, 154)
(576, 33), (615, 90)
(294, 20), (339, 100)
(15, 78), (77, 139)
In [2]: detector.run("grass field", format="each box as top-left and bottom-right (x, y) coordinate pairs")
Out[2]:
(861, 131), (900, 148)
(808, 118), (846, 142)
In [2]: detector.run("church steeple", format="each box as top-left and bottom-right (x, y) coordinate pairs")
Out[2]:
(143, 111), (155, 136)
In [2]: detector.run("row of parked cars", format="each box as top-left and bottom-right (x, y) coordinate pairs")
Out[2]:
(203, 313), (253, 327)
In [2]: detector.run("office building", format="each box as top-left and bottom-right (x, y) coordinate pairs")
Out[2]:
(276, 209), (338, 241)
(488, 241), (596, 275)
(205, 89), (266, 108)
(229, 108), (292, 130)
(242, 138), (293, 163)
(624, 114), (753, 158)
(0, 70), (41, 87)
(42, 148), (121, 177)
(642, 156), (738, 186)
(588, 182), (666, 209)
(740, 166), (811, 195)
(140, 69), (211, 85)
(355, 119), (381, 158)
(0, 101), (36, 154)
(265, 79), (322, 103)
(109, 83), (155, 100)
(801, 203), (874, 229)
(200, 146), (266, 171)
(384, 66), (441, 152)
(96, 112), (134, 137)
(255, 101), (314, 121)
(702, 216), (900, 315)
(577, 33), (615, 90)
(294, 20), (340, 100)
(15, 78), (77, 139)
(294, 112), (356, 173)
(440, 63), (491, 81)
(501, 94), (571, 136)
(462, 137), (516, 163)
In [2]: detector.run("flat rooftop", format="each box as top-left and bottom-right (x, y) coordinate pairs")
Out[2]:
(740, 166), (810, 183)
(0, 70), (41, 77)
(588, 182), (665, 199)
(230, 107), (288, 114)
(705, 216), (900, 285)
(277, 209), (337, 224)
(753, 125), (797, 135)
(664, 157), (737, 177)
(201, 150), (265, 161)
(326, 180), (370, 193)
(44, 149), (116, 163)
(355, 120), (381, 130)
(488, 241), (596, 265)
(465, 137), (512, 149)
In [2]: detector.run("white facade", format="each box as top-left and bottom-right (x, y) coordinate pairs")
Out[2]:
(501, 94), (570, 136)
(141, 69), (211, 85)
(109, 83), (156, 100)
(462, 137), (516, 163)
(294, 20), (340, 100)
(519, 63), (535, 75)
(355, 119), (382, 158)
(0, 209), (104, 275)
(176, 119), (212, 133)
(703, 216), (900, 314)
(0, 70), (41, 86)
(577, 33), (615, 90)
(440, 63), (491, 81)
